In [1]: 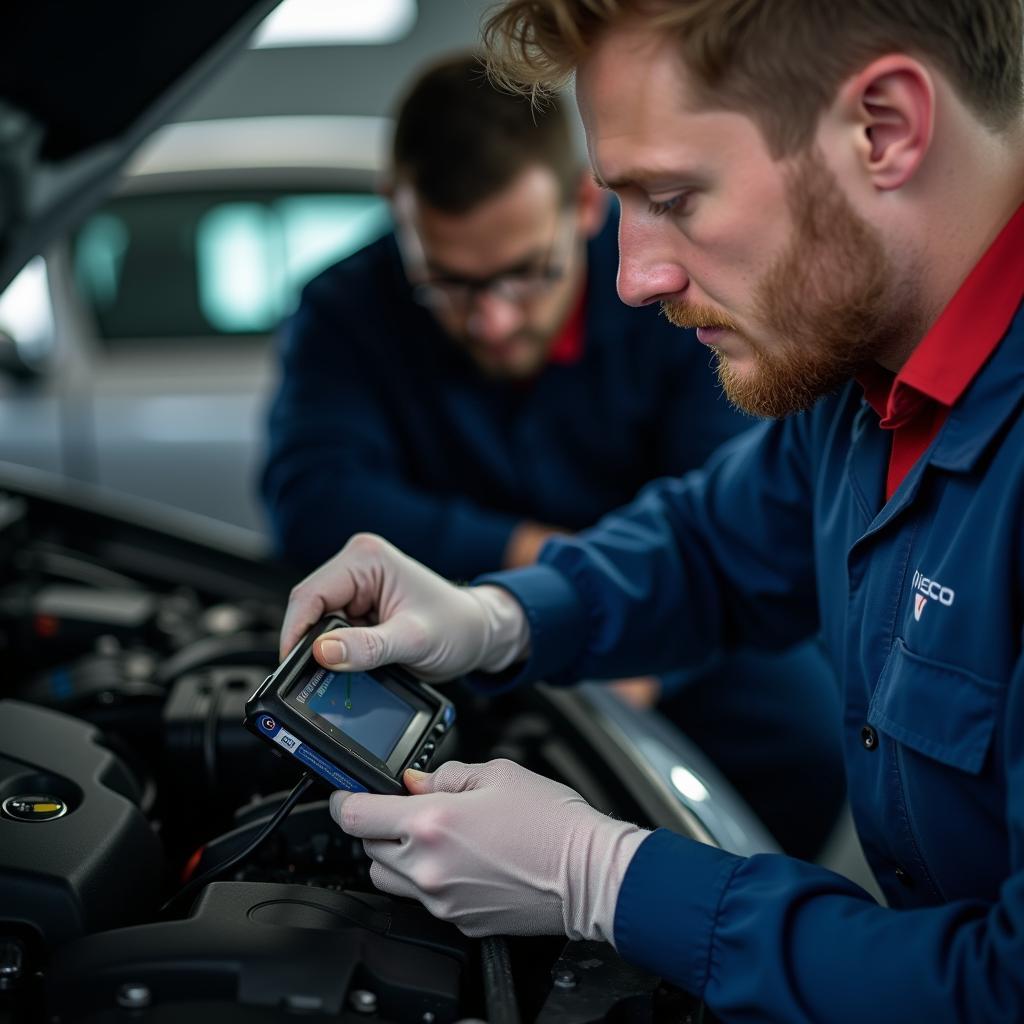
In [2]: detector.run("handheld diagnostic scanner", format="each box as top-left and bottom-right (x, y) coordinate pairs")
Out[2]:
(244, 616), (456, 794)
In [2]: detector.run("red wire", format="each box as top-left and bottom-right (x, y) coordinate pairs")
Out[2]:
(181, 845), (205, 882)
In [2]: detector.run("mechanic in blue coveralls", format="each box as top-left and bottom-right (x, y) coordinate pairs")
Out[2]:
(280, 0), (1024, 1015)
(262, 54), (843, 860)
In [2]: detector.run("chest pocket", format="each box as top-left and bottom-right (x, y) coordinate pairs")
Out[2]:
(868, 639), (1002, 774)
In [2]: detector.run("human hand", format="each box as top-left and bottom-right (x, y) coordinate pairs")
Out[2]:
(503, 520), (567, 568)
(608, 676), (662, 709)
(330, 758), (650, 943)
(281, 533), (529, 681)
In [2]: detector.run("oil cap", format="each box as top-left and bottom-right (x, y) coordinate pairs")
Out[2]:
(1, 795), (68, 822)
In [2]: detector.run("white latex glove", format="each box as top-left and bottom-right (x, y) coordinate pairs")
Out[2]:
(330, 758), (650, 944)
(280, 533), (530, 681)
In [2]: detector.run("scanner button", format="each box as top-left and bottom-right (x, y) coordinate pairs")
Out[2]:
(422, 742), (436, 756)
(432, 723), (446, 737)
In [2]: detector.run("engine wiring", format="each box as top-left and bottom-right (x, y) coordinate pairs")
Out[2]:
(159, 772), (316, 916)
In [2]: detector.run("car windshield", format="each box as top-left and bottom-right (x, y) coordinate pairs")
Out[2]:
(72, 190), (389, 342)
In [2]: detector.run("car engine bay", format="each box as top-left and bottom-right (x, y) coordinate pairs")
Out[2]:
(0, 478), (728, 1023)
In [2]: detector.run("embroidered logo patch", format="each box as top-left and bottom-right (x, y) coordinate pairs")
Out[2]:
(911, 569), (955, 622)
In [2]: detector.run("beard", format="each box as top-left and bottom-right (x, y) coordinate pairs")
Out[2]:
(450, 265), (585, 381)
(663, 148), (923, 418)
(459, 329), (552, 379)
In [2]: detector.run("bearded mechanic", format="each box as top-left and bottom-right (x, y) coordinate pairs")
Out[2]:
(280, 0), (1024, 1020)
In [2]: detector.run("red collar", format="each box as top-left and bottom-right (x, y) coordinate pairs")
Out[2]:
(860, 202), (1024, 424)
(547, 286), (587, 365)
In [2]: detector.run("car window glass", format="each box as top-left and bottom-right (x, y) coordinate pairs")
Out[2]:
(73, 191), (389, 344)
(0, 256), (56, 362)
(196, 202), (285, 333)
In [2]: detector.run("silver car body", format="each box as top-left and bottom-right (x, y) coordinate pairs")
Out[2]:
(0, 114), (391, 534)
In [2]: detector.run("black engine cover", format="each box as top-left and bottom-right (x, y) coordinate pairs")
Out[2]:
(0, 700), (161, 947)
(47, 882), (473, 1023)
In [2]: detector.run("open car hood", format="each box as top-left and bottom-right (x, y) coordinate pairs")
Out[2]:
(0, 0), (279, 292)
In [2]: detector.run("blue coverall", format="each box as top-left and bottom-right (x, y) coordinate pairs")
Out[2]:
(481, 301), (1024, 1020)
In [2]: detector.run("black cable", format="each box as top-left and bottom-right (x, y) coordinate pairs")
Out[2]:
(480, 935), (521, 1024)
(159, 773), (316, 916)
(201, 681), (222, 792)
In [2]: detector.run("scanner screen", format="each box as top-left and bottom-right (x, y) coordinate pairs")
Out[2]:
(293, 667), (416, 760)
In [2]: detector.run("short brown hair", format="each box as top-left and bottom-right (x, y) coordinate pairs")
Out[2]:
(483, 0), (1024, 156)
(391, 51), (580, 213)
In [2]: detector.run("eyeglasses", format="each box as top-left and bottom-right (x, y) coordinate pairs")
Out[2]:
(401, 213), (577, 314)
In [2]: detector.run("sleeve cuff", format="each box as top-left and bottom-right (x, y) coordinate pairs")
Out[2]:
(614, 829), (741, 996)
(466, 563), (589, 693)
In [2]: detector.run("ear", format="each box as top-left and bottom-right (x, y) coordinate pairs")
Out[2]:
(573, 171), (610, 237)
(833, 55), (935, 191)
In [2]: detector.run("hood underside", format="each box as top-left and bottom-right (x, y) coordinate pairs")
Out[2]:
(0, 0), (278, 292)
